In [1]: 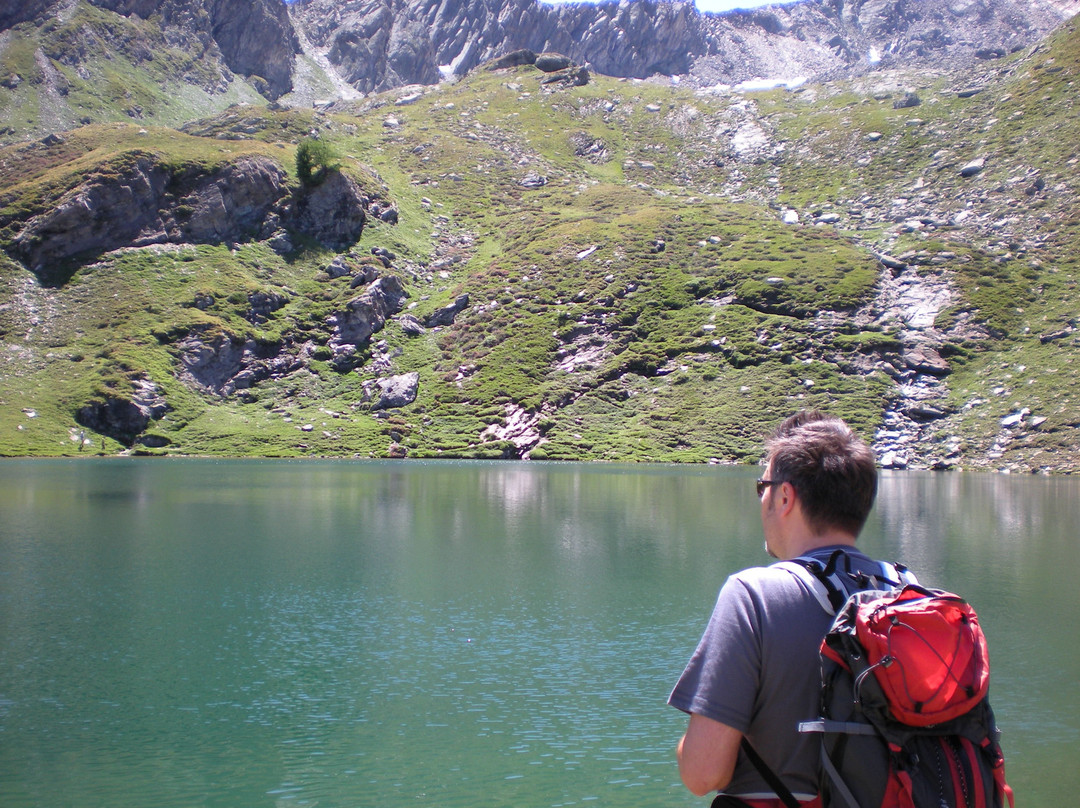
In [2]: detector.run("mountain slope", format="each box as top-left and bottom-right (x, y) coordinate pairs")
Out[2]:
(0, 0), (1071, 146)
(287, 0), (1071, 94)
(0, 0), (298, 143)
(2, 14), (1079, 470)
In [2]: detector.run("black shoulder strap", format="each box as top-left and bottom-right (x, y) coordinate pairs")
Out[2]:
(790, 549), (851, 612)
(790, 548), (919, 613)
(738, 737), (801, 808)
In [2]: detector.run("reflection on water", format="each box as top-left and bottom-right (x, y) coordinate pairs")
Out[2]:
(0, 460), (1076, 807)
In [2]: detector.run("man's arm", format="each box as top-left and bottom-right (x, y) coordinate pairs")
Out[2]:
(676, 712), (743, 796)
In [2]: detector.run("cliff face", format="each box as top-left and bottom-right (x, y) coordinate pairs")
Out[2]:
(9, 0), (300, 99)
(3, 0), (1071, 102)
(287, 0), (1072, 94)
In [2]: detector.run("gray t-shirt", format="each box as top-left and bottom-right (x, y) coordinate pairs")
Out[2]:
(668, 546), (887, 800)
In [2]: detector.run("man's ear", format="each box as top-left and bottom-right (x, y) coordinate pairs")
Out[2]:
(776, 480), (799, 517)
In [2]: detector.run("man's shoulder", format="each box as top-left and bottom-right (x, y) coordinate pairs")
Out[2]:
(728, 562), (808, 595)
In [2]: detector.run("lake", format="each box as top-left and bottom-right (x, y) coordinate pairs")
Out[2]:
(0, 459), (1076, 807)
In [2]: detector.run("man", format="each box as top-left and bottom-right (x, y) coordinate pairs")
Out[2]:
(669, 411), (897, 807)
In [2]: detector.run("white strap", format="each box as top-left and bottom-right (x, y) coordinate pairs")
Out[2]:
(777, 561), (837, 615)
(880, 560), (919, 587)
(799, 719), (879, 736)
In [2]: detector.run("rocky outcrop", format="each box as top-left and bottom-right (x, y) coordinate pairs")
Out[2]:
(287, 0), (1071, 95)
(289, 169), (369, 251)
(75, 377), (170, 446)
(174, 156), (292, 244)
(327, 275), (409, 369)
(4, 148), (372, 284)
(89, 0), (299, 98)
(175, 331), (309, 397)
(0, 0), (53, 30)
(11, 152), (173, 281)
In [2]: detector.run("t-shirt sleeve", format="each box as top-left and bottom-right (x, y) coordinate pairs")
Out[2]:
(667, 574), (762, 733)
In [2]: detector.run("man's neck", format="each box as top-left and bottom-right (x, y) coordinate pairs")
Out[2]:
(782, 533), (856, 561)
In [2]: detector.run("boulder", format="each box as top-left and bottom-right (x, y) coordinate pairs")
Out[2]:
(398, 313), (427, 335)
(487, 49), (538, 70)
(540, 66), (590, 87)
(371, 372), (420, 410)
(329, 275), (408, 350)
(534, 53), (573, 73)
(425, 294), (470, 327)
(289, 170), (368, 250)
(903, 344), (950, 376)
(326, 256), (353, 279)
(960, 157), (986, 177)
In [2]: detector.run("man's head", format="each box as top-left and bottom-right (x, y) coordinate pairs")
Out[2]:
(762, 410), (877, 540)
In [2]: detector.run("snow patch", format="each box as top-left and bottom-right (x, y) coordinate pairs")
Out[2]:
(439, 44), (473, 81)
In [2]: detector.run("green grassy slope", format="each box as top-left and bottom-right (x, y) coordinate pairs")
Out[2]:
(1, 14), (1078, 470)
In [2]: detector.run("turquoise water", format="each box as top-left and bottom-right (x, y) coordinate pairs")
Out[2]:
(0, 460), (1075, 807)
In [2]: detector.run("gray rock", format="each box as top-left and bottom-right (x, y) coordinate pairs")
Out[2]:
(534, 53), (573, 72)
(398, 313), (427, 335)
(960, 157), (986, 177)
(350, 265), (381, 287)
(903, 345), (951, 376)
(875, 252), (908, 272)
(175, 332), (302, 396)
(486, 49), (538, 70)
(268, 229), (294, 255)
(326, 256), (353, 279)
(330, 275), (409, 351)
(880, 451), (910, 469)
(540, 65), (590, 87)
(426, 294), (470, 327)
(289, 170), (368, 250)
(1001, 408), (1030, 428)
(246, 290), (289, 324)
(904, 404), (949, 420)
(10, 154), (292, 283)
(371, 372), (420, 410)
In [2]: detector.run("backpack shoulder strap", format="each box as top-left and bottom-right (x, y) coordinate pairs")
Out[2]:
(738, 737), (801, 808)
(777, 558), (843, 614)
(778, 549), (919, 615)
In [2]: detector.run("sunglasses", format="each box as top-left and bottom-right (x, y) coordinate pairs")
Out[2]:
(755, 478), (785, 498)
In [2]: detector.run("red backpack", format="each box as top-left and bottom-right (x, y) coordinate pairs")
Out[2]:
(739, 553), (1014, 808)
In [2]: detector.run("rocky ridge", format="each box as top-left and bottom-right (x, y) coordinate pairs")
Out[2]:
(3, 145), (374, 286)
(286, 0), (1073, 96)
